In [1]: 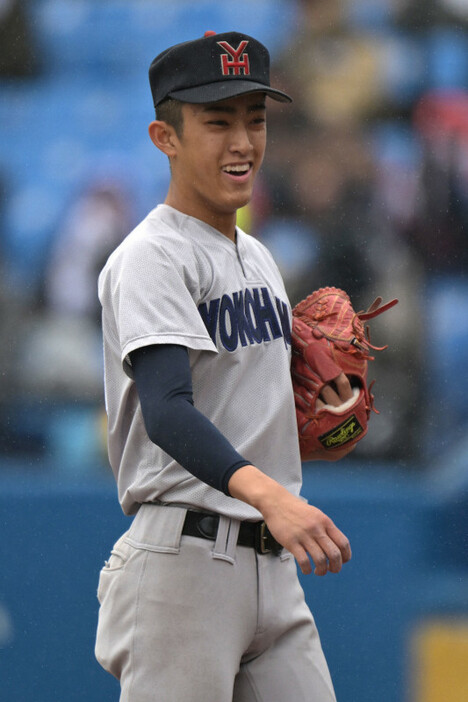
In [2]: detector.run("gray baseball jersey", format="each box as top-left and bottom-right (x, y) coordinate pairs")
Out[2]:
(98, 204), (303, 519)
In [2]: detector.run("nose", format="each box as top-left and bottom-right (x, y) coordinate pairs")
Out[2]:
(228, 122), (253, 155)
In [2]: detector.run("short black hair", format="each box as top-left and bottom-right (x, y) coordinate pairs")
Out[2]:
(156, 98), (184, 137)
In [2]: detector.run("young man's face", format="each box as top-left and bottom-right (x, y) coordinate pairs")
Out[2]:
(168, 93), (267, 230)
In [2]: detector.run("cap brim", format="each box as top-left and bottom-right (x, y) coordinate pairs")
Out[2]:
(168, 79), (292, 104)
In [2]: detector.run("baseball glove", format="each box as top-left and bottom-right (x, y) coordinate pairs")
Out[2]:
(291, 287), (398, 461)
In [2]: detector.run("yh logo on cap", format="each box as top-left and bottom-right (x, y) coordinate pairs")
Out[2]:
(217, 40), (250, 76)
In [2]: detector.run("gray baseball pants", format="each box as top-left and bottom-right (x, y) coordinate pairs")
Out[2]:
(95, 504), (337, 702)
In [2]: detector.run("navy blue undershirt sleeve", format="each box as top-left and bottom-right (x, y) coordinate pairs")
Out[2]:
(129, 344), (251, 495)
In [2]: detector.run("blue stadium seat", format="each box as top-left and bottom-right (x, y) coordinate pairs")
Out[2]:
(1, 75), (167, 287)
(377, 30), (426, 106)
(426, 28), (468, 91)
(345, 0), (395, 29)
(32, 0), (297, 76)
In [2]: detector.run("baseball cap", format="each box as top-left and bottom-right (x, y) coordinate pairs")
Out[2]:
(149, 30), (292, 108)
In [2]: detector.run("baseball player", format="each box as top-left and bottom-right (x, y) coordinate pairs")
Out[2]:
(95, 31), (352, 702)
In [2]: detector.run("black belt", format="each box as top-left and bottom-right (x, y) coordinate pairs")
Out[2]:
(182, 510), (283, 555)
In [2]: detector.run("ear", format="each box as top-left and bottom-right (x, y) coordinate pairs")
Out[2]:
(148, 120), (178, 157)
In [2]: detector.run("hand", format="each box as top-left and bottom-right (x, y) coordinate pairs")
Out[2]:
(228, 466), (352, 575)
(316, 372), (353, 410)
(261, 488), (351, 575)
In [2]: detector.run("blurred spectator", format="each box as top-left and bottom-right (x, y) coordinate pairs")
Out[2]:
(441, 0), (468, 24)
(0, 0), (41, 78)
(398, 0), (468, 28)
(408, 90), (468, 274)
(44, 179), (133, 322)
(257, 124), (380, 305)
(17, 179), (134, 402)
(275, 0), (390, 127)
(286, 126), (378, 303)
(0, 178), (135, 464)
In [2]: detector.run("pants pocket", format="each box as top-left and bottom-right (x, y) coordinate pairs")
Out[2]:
(95, 534), (147, 679)
(97, 532), (132, 604)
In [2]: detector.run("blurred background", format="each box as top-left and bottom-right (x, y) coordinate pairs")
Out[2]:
(0, 1), (467, 700)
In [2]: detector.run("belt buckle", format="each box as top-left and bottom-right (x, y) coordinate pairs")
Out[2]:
(256, 521), (272, 554)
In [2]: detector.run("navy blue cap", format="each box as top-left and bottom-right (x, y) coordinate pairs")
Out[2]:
(149, 30), (292, 107)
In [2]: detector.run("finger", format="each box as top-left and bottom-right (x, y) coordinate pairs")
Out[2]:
(302, 539), (329, 576)
(291, 544), (312, 575)
(315, 535), (344, 573)
(319, 383), (341, 406)
(334, 372), (353, 402)
(327, 524), (352, 563)
(314, 558), (329, 577)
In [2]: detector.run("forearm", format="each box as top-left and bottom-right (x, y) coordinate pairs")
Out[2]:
(131, 344), (250, 494)
(228, 464), (286, 515)
(144, 394), (250, 493)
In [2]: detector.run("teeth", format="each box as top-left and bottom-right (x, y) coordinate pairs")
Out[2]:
(223, 164), (250, 173)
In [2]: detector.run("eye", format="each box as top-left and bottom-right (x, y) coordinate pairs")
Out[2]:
(251, 116), (266, 127)
(207, 120), (229, 127)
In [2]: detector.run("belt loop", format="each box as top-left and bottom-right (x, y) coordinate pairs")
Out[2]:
(211, 516), (239, 564)
(226, 519), (240, 558)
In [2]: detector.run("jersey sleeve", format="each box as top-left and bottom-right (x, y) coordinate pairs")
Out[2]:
(101, 233), (217, 377)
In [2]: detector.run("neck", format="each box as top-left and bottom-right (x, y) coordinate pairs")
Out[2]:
(164, 187), (238, 242)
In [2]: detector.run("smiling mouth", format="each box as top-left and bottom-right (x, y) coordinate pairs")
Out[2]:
(222, 163), (252, 177)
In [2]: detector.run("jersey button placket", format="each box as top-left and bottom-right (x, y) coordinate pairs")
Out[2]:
(235, 237), (248, 279)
